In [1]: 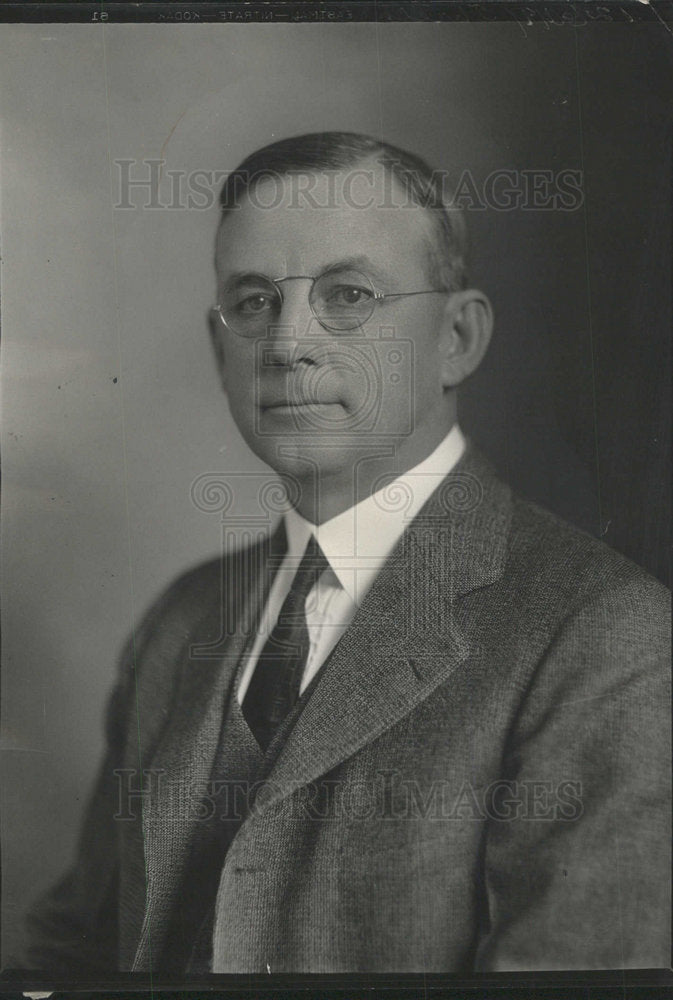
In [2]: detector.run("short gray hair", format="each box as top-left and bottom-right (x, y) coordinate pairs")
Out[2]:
(218, 131), (468, 292)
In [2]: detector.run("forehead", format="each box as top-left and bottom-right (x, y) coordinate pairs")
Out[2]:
(215, 165), (436, 282)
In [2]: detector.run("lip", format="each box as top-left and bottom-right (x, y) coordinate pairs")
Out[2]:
(262, 401), (342, 413)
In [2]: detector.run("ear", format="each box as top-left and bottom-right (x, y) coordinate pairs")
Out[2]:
(208, 307), (228, 392)
(437, 289), (494, 388)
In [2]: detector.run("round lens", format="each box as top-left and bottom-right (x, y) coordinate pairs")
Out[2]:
(220, 275), (282, 337)
(310, 269), (376, 331)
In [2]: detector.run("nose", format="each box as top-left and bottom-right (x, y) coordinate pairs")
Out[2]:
(275, 279), (317, 338)
(264, 278), (321, 366)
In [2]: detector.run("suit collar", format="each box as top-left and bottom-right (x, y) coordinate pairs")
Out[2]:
(283, 423), (467, 604)
(401, 440), (512, 601)
(252, 442), (512, 814)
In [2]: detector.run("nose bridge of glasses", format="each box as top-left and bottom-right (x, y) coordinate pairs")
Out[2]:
(272, 274), (315, 286)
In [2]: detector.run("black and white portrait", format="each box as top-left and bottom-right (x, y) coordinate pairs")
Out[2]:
(1, 11), (670, 987)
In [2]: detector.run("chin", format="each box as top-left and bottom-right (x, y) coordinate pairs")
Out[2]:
(249, 433), (358, 481)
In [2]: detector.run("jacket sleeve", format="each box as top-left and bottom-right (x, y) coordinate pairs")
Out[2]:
(474, 575), (671, 971)
(8, 581), (181, 976)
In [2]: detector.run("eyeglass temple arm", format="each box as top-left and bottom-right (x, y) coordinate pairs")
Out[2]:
(375, 289), (448, 301)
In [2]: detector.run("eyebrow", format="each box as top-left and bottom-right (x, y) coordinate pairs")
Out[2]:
(317, 255), (393, 286)
(223, 272), (274, 288)
(222, 255), (396, 289)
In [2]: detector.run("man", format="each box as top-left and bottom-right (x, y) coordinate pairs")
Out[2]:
(16, 132), (670, 974)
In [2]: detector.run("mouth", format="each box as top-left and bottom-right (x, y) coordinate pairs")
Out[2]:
(260, 368), (346, 414)
(261, 401), (343, 414)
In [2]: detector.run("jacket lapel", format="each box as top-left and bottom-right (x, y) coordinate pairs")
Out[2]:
(130, 445), (511, 965)
(258, 445), (512, 813)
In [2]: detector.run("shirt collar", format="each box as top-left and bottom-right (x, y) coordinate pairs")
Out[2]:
(283, 424), (466, 605)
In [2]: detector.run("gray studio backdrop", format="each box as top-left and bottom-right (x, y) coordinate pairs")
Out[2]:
(1, 21), (670, 960)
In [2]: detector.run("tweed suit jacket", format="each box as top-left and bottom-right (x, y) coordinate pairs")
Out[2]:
(18, 446), (671, 974)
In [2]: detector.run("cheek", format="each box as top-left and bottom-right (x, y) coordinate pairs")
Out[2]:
(411, 327), (444, 392)
(223, 380), (259, 441)
(414, 352), (443, 396)
(221, 344), (256, 399)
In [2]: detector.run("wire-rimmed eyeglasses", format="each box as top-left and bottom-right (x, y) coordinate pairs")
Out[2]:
(212, 267), (447, 337)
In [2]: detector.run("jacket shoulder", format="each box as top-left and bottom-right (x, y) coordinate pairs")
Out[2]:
(133, 533), (271, 659)
(111, 537), (272, 751)
(504, 493), (670, 633)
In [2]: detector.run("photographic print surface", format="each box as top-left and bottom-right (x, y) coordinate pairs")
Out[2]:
(0, 8), (671, 989)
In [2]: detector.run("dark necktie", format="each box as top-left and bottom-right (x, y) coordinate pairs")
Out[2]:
(242, 534), (329, 752)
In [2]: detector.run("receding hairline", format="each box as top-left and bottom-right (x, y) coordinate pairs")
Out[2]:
(216, 145), (467, 291)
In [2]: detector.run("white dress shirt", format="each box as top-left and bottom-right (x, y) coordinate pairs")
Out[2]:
(237, 423), (466, 702)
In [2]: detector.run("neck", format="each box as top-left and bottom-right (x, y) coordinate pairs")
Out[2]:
(284, 419), (458, 525)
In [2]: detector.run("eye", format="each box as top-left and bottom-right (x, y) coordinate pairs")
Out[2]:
(327, 285), (374, 307)
(236, 292), (278, 315)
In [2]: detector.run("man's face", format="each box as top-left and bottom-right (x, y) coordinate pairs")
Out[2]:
(213, 165), (455, 488)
